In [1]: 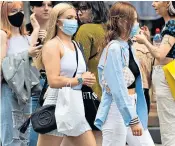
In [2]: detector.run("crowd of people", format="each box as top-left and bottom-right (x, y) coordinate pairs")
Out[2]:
(0, 1), (175, 146)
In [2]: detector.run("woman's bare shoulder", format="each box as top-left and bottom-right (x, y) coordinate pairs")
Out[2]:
(0, 30), (8, 39)
(43, 38), (61, 54)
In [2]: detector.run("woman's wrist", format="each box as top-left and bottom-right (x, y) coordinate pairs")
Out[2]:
(69, 77), (79, 87)
(129, 117), (139, 126)
(33, 28), (40, 33)
(77, 76), (84, 85)
(144, 38), (151, 48)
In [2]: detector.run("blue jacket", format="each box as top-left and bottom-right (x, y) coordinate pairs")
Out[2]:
(94, 40), (148, 130)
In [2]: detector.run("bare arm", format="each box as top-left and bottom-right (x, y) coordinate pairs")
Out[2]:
(0, 30), (8, 67)
(135, 33), (175, 61)
(42, 40), (96, 88)
(42, 40), (80, 88)
(30, 13), (40, 46)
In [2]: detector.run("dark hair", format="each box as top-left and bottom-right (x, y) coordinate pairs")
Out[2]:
(104, 2), (136, 48)
(70, 1), (79, 9)
(78, 1), (108, 23)
(168, 1), (175, 16)
(29, 1), (55, 7)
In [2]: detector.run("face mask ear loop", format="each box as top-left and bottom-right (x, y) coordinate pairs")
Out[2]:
(57, 19), (64, 32)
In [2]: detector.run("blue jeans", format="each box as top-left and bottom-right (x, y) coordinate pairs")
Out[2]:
(1, 83), (31, 146)
(29, 79), (45, 146)
(29, 94), (40, 146)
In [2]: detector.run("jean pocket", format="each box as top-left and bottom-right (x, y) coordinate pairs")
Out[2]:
(7, 138), (29, 146)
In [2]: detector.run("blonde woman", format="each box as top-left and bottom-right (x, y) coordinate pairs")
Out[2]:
(135, 1), (175, 145)
(37, 3), (97, 146)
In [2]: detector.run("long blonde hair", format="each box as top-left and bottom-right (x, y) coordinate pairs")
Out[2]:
(33, 3), (75, 70)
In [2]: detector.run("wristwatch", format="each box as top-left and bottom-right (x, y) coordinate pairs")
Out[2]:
(77, 77), (83, 85)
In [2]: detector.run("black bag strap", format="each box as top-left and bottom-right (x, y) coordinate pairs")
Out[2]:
(89, 52), (98, 60)
(74, 42), (88, 71)
(38, 77), (48, 104)
(72, 41), (79, 77)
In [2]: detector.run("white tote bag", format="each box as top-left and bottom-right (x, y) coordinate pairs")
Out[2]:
(55, 87), (86, 136)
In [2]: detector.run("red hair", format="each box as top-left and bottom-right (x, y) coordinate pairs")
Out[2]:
(1, 1), (27, 38)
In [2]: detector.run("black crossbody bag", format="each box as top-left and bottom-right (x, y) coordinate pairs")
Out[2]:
(18, 42), (79, 134)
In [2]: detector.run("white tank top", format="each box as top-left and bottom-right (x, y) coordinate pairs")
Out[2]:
(57, 37), (86, 89)
(7, 35), (31, 56)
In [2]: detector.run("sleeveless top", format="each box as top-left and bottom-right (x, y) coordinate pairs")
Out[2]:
(7, 35), (31, 56)
(161, 19), (175, 58)
(57, 37), (86, 89)
(2, 35), (31, 83)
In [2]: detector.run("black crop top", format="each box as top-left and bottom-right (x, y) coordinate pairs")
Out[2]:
(161, 20), (175, 58)
(128, 45), (140, 89)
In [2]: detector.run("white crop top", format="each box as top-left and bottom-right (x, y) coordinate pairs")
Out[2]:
(57, 37), (86, 89)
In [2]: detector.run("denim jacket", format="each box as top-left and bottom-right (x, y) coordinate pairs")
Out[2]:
(2, 51), (40, 106)
(94, 40), (148, 130)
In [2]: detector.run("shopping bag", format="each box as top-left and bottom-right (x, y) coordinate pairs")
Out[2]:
(163, 60), (175, 100)
(55, 87), (85, 136)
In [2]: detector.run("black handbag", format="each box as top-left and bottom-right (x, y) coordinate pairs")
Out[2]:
(18, 41), (79, 134)
(82, 85), (100, 130)
(76, 42), (100, 130)
(31, 104), (57, 134)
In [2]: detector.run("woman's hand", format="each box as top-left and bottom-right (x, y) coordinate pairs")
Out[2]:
(28, 43), (43, 57)
(38, 30), (47, 43)
(130, 123), (142, 136)
(133, 32), (148, 44)
(141, 25), (151, 40)
(30, 13), (40, 30)
(82, 72), (96, 87)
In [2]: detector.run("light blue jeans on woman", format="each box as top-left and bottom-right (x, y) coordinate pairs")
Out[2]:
(1, 82), (31, 146)
(29, 78), (45, 146)
(29, 94), (40, 146)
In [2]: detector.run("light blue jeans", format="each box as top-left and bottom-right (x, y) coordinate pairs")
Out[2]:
(1, 82), (31, 146)
(29, 95), (39, 146)
(29, 79), (45, 146)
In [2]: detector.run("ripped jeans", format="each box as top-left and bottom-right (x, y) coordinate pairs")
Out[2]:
(0, 83), (31, 146)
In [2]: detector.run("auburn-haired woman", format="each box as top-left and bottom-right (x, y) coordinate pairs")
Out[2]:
(1, 1), (41, 145)
(95, 2), (154, 146)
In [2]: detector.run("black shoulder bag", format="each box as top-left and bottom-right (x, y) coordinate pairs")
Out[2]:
(18, 42), (79, 134)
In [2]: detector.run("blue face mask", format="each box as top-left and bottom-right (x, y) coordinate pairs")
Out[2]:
(59, 19), (78, 36)
(130, 23), (140, 38)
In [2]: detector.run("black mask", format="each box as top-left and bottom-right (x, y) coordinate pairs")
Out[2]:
(8, 12), (24, 27)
